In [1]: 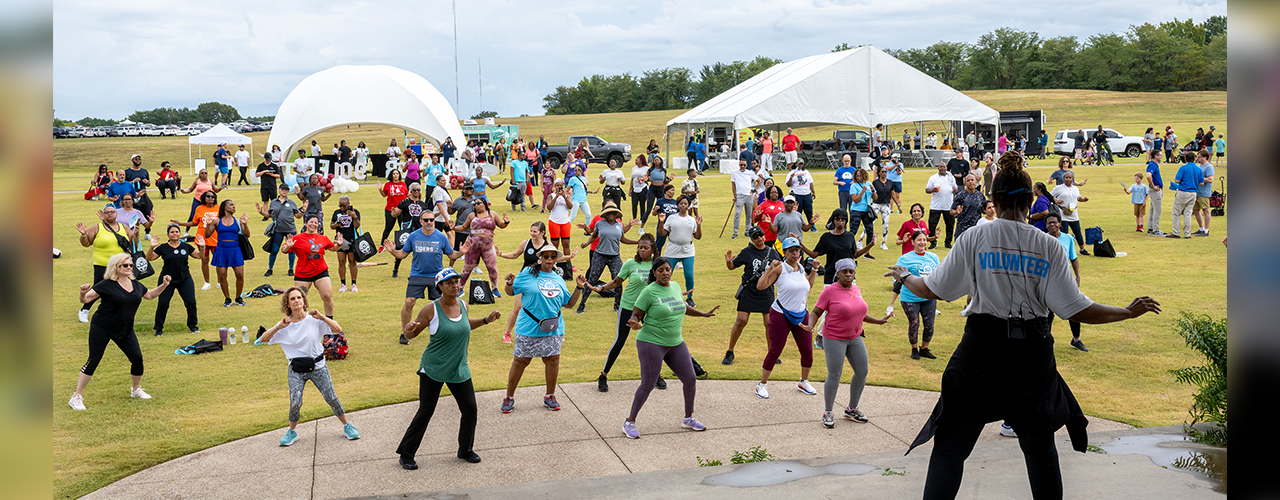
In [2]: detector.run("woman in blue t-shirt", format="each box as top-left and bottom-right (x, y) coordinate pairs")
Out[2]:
(500, 247), (587, 413)
(567, 165), (597, 224)
(893, 230), (940, 360)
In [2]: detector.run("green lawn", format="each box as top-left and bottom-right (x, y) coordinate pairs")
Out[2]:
(54, 89), (1227, 498)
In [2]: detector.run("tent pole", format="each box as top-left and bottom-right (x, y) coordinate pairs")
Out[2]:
(189, 143), (193, 176)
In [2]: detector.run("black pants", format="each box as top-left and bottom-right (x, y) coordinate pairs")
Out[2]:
(1063, 220), (1084, 249)
(924, 417), (1061, 499)
(580, 252), (622, 308)
(81, 265), (106, 311)
(154, 275), (197, 330)
(632, 186), (650, 222)
(237, 166), (250, 185)
(82, 325), (144, 376)
(396, 375), (477, 459)
(603, 308), (634, 374)
(156, 179), (179, 198)
(382, 210), (398, 246)
(928, 210), (955, 246)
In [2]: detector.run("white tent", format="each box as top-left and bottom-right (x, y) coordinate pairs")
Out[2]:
(266, 65), (465, 168)
(187, 123), (253, 177)
(666, 46), (999, 170)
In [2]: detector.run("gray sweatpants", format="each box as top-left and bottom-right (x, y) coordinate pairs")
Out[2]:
(822, 336), (869, 412)
(732, 193), (753, 237)
(1146, 188), (1163, 233)
(288, 365), (345, 423)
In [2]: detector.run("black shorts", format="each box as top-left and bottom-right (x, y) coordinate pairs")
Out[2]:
(295, 270), (330, 283)
(1215, 152), (1224, 158)
(736, 286), (774, 314)
(434, 220), (451, 233)
(406, 276), (441, 300)
(454, 232), (469, 249)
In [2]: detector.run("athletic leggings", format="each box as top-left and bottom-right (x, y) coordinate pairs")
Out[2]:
(822, 336), (868, 412)
(396, 375), (477, 458)
(459, 234), (499, 287)
(632, 186), (650, 222)
(287, 365), (344, 423)
(1063, 220), (1084, 249)
(902, 300), (937, 345)
(763, 309), (814, 370)
(667, 256), (695, 300)
(81, 326), (143, 376)
(154, 274), (197, 330)
(542, 181), (555, 209)
(188, 197), (202, 224)
(603, 308), (634, 374)
(924, 419), (1061, 499)
(381, 210), (397, 245)
(580, 252), (622, 308)
(569, 200), (592, 224)
(267, 231), (297, 271)
(80, 265), (107, 311)
(630, 340), (697, 419)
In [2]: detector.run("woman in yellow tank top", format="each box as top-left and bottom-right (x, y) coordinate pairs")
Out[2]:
(75, 205), (134, 322)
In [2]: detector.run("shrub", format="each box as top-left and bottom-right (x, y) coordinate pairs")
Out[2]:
(1169, 312), (1227, 445)
(696, 446), (775, 467)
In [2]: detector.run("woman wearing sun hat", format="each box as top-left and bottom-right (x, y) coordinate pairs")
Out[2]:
(576, 202), (639, 314)
(501, 246), (586, 413)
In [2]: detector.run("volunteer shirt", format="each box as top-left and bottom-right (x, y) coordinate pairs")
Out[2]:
(330, 207), (360, 242)
(1129, 184), (1149, 204)
(633, 282), (688, 347)
(730, 168), (757, 196)
(419, 301), (472, 384)
(90, 280), (146, 335)
(618, 258), (655, 309)
(772, 210), (807, 243)
(268, 199), (299, 234)
(512, 269), (571, 337)
(814, 283), (870, 340)
(787, 169), (814, 196)
(290, 233), (333, 278)
(663, 214), (698, 258)
(834, 166), (855, 192)
(1050, 184), (1082, 222)
(733, 244), (783, 289)
(848, 182), (873, 212)
(402, 229), (454, 278)
(813, 230), (857, 284)
(924, 219), (1094, 319)
(894, 250), (940, 303)
(782, 134), (800, 152)
(1197, 163), (1215, 198)
(925, 173), (958, 211)
(269, 315), (330, 370)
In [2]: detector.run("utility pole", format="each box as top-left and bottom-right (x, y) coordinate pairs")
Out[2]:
(452, 0), (459, 112)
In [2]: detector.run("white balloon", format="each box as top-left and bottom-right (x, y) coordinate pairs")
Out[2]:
(349, 182), (360, 192)
(337, 184), (349, 193)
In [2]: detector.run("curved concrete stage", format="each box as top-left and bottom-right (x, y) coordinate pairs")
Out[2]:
(85, 380), (1136, 499)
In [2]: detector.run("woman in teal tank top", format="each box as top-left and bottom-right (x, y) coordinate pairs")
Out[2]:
(395, 268), (501, 470)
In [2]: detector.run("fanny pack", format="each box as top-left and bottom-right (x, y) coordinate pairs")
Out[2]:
(523, 308), (561, 333)
(775, 300), (808, 326)
(289, 353), (326, 373)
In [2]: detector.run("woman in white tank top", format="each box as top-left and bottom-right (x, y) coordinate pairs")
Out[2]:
(752, 236), (819, 399)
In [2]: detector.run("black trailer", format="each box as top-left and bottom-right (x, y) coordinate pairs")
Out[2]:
(952, 110), (1047, 158)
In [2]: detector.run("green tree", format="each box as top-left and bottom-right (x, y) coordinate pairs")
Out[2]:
(196, 101), (241, 124)
(77, 117), (117, 127)
(53, 118), (70, 127)
(470, 111), (498, 119)
(692, 56), (780, 106)
(1022, 36), (1079, 89)
(1203, 15), (1227, 44)
(1076, 33), (1137, 91)
(967, 27), (1039, 89)
(636, 67), (695, 111)
(832, 42), (854, 52)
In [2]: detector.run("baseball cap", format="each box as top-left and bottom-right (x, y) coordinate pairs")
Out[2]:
(435, 267), (460, 284)
(783, 195), (796, 203)
(781, 237), (801, 250)
(746, 226), (766, 239)
(130, 154), (141, 160)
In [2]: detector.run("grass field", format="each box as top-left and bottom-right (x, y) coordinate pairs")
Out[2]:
(53, 90), (1227, 498)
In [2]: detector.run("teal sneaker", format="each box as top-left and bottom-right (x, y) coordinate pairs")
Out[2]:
(279, 429), (299, 446)
(343, 423), (360, 440)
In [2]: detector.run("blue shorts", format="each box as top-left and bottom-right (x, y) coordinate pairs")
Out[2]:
(891, 181), (903, 193)
(219, 165), (231, 174)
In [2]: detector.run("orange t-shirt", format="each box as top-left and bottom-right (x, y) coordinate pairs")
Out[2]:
(192, 205), (220, 247)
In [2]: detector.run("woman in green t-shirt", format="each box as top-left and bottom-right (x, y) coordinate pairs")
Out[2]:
(589, 233), (655, 393)
(621, 257), (720, 439)
(395, 268), (502, 470)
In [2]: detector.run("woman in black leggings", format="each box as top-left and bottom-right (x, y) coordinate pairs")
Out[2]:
(69, 253), (171, 411)
(146, 224), (202, 336)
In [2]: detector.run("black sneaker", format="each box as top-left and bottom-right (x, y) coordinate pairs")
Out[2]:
(693, 360), (708, 379)
(655, 376), (667, 390)
(928, 242), (937, 249)
(224, 298), (233, 307)
(1079, 247), (1090, 256)
(576, 304), (586, 314)
(154, 329), (163, 337)
(844, 406), (869, 423)
(863, 253), (875, 260)
(264, 269), (273, 277)
(189, 327), (200, 334)
(919, 347), (937, 359)
(287, 269), (294, 277)
(234, 298), (246, 306)
(722, 350), (735, 365)
(391, 269), (398, 278)
(911, 347), (920, 360)
(399, 456), (419, 470)
(598, 374), (609, 392)
(944, 243), (952, 249)
(458, 451), (482, 463)
(1070, 338), (1090, 352)
(399, 334), (410, 345)
(686, 298), (696, 308)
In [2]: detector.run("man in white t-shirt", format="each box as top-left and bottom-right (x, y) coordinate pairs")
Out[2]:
(235, 144), (252, 186)
(924, 161), (958, 249)
(311, 140), (321, 158)
(729, 158), (757, 239)
(430, 174), (453, 240)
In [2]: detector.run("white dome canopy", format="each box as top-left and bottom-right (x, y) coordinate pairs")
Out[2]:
(267, 65), (465, 159)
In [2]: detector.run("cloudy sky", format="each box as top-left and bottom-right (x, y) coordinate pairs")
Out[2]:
(54, 0), (1226, 121)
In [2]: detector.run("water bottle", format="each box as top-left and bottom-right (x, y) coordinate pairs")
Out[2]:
(218, 327), (228, 346)
(241, 326), (250, 344)
(228, 330), (236, 345)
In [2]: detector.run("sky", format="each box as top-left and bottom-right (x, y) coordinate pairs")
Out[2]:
(53, 0), (1227, 122)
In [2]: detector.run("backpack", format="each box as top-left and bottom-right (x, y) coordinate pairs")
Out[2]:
(242, 284), (278, 299)
(175, 339), (224, 355)
(323, 332), (348, 360)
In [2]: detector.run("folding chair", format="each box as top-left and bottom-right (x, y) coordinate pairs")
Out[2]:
(826, 152), (840, 170)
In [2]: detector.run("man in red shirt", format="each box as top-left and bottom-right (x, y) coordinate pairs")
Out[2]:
(782, 127), (801, 170)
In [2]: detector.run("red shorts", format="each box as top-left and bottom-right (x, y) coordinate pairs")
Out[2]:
(548, 221), (572, 239)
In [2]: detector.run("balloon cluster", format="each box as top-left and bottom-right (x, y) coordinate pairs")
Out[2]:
(329, 174), (361, 194)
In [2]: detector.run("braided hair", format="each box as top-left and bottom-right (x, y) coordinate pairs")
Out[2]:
(991, 152), (1033, 211)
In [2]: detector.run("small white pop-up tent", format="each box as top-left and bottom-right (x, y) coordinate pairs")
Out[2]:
(188, 123), (253, 178)
(267, 65), (465, 182)
(666, 46), (999, 171)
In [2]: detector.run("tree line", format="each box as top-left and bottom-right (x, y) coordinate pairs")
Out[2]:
(862, 16), (1226, 92)
(541, 16), (1224, 116)
(55, 102), (275, 127)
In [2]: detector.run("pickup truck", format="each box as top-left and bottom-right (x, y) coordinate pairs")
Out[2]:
(543, 135), (631, 171)
(808, 129), (871, 152)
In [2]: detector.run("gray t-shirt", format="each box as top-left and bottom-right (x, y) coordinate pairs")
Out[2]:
(300, 186), (325, 216)
(450, 196), (476, 235)
(594, 220), (624, 256)
(269, 199), (299, 234)
(773, 210), (807, 243)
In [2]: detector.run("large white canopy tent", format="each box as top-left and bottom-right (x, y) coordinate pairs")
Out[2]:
(665, 46), (999, 171)
(266, 65), (465, 180)
(188, 123), (252, 177)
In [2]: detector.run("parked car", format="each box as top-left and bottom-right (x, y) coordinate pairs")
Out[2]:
(543, 135), (632, 171)
(1052, 129), (1144, 158)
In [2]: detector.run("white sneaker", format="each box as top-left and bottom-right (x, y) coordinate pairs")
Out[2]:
(797, 380), (817, 395)
(78, 309), (90, 323)
(475, 268), (484, 275)
(350, 284), (358, 292)
(999, 423), (1018, 437)
(338, 284), (347, 293)
(880, 243), (889, 251)
(130, 386), (152, 399)
(936, 309), (942, 316)
(69, 393), (86, 411)
(755, 382), (770, 399)
(201, 282), (212, 290)
(674, 261), (683, 269)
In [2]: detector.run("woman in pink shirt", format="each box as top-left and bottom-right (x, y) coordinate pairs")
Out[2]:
(809, 258), (893, 428)
(760, 133), (775, 171)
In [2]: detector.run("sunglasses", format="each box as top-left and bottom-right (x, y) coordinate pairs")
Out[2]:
(420, 217), (432, 222)
(120, 263), (133, 269)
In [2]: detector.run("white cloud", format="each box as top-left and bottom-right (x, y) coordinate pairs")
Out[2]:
(53, 0), (1226, 120)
